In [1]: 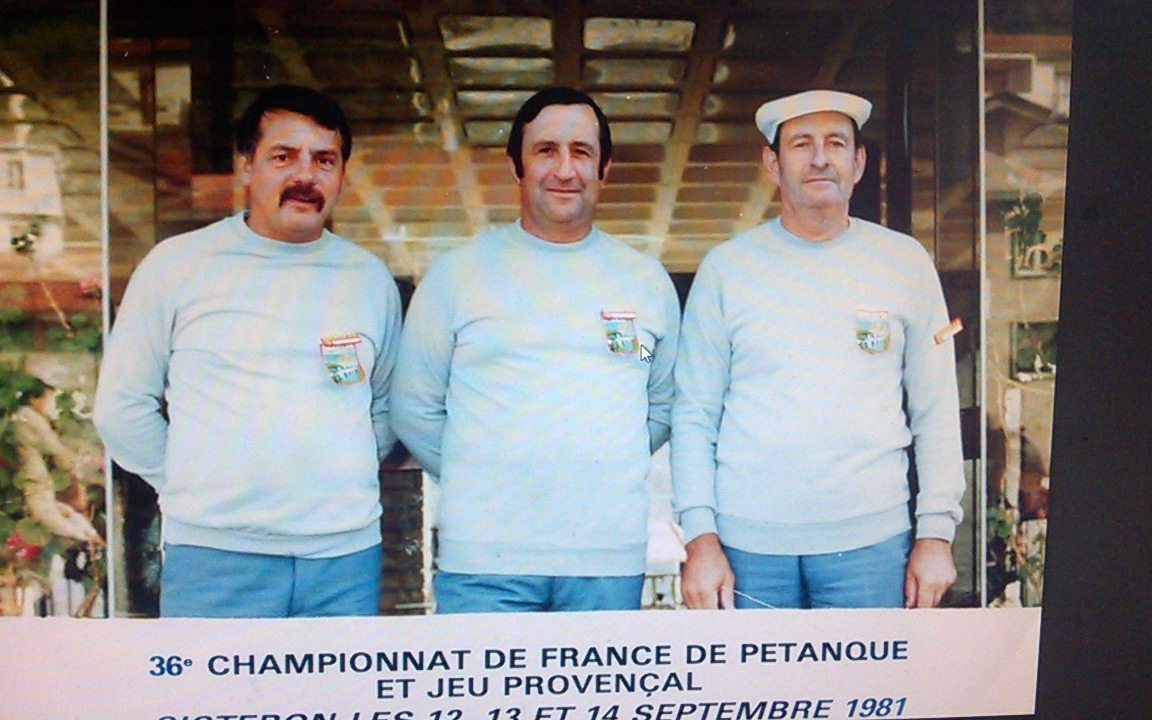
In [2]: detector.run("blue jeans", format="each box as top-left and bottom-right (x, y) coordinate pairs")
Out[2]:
(723, 531), (912, 609)
(433, 572), (644, 613)
(160, 543), (382, 617)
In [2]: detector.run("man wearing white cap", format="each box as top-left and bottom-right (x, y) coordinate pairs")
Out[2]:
(672, 90), (965, 609)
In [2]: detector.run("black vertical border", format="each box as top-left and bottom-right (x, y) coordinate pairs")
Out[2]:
(1034, 1), (1152, 718)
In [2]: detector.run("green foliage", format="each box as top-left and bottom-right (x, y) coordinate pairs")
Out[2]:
(0, 366), (42, 416)
(0, 493), (21, 517)
(15, 517), (51, 546)
(46, 313), (102, 352)
(0, 366), (38, 551)
(0, 311), (103, 353)
(1014, 323), (1058, 374)
(54, 392), (85, 437)
(1019, 527), (1047, 579)
(997, 191), (1061, 275)
(0, 308), (33, 349)
(985, 505), (1016, 542)
(996, 191), (1046, 254)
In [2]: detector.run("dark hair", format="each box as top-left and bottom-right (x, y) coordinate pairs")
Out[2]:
(18, 378), (53, 407)
(235, 84), (352, 162)
(506, 87), (612, 179)
(768, 118), (865, 154)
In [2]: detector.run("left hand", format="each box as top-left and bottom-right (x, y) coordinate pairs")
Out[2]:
(904, 538), (956, 608)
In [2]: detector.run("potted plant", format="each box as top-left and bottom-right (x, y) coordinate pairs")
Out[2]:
(997, 191), (1062, 277)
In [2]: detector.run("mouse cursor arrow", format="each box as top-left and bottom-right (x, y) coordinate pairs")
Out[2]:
(639, 345), (653, 363)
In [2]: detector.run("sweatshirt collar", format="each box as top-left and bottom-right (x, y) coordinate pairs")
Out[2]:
(509, 220), (598, 252)
(773, 216), (858, 248)
(232, 211), (331, 254)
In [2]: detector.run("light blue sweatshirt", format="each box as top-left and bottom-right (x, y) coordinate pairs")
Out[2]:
(391, 222), (680, 576)
(672, 218), (964, 555)
(94, 213), (402, 558)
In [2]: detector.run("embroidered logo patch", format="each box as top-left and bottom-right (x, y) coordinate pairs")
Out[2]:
(601, 310), (639, 355)
(856, 309), (891, 353)
(320, 334), (366, 384)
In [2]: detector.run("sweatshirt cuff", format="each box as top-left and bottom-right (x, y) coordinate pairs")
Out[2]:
(914, 512), (957, 543)
(678, 507), (718, 545)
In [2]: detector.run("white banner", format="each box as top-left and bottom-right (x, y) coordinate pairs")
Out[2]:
(2, 608), (1039, 720)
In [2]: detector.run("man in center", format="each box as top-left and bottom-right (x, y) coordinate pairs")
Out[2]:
(391, 87), (680, 613)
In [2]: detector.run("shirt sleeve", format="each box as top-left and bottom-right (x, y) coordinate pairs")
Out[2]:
(369, 270), (404, 461)
(92, 250), (174, 491)
(903, 257), (966, 542)
(646, 272), (681, 453)
(670, 256), (729, 543)
(389, 262), (455, 479)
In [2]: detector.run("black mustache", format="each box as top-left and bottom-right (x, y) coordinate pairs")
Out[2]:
(280, 185), (325, 210)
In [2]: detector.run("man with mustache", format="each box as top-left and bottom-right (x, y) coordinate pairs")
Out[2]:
(672, 90), (965, 610)
(94, 85), (402, 617)
(391, 87), (680, 613)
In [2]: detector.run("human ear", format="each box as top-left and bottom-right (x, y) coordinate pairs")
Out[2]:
(762, 146), (781, 186)
(506, 154), (522, 184)
(853, 146), (867, 184)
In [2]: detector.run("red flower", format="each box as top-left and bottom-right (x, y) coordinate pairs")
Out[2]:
(6, 533), (42, 563)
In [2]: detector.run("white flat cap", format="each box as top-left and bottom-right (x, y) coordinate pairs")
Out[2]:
(755, 90), (872, 145)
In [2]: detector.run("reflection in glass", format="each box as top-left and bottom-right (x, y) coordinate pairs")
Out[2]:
(448, 57), (554, 87)
(981, 0), (1071, 608)
(584, 18), (696, 52)
(0, 4), (107, 618)
(457, 90), (537, 118)
(584, 59), (686, 87)
(440, 16), (553, 52)
(591, 92), (679, 118)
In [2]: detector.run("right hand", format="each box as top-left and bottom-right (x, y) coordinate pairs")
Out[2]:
(681, 533), (736, 609)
